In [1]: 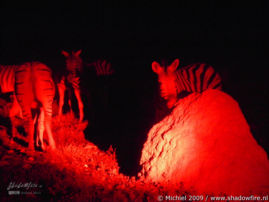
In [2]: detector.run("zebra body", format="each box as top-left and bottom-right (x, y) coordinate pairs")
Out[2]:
(0, 62), (56, 150)
(152, 59), (222, 108)
(58, 50), (84, 121)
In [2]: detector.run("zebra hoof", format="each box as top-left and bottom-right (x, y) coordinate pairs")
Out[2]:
(40, 144), (46, 151)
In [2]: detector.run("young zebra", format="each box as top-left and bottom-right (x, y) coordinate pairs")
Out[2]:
(0, 62), (56, 151)
(58, 50), (84, 122)
(152, 59), (222, 108)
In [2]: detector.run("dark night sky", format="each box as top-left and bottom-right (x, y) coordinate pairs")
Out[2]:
(1, 2), (268, 174)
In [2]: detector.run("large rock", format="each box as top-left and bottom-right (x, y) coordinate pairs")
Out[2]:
(140, 90), (269, 195)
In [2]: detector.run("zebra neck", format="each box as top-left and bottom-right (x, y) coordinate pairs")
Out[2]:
(176, 70), (191, 94)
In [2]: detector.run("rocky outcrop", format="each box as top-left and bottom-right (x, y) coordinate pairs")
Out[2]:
(140, 90), (269, 195)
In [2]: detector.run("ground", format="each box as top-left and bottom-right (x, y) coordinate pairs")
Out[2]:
(0, 112), (191, 202)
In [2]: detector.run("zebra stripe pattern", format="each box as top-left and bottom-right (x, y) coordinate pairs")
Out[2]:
(58, 50), (84, 122)
(152, 59), (222, 108)
(89, 59), (114, 76)
(0, 65), (23, 120)
(175, 63), (222, 93)
(0, 65), (16, 93)
(0, 62), (56, 150)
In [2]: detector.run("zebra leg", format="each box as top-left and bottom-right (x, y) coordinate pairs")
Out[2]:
(68, 97), (73, 114)
(37, 108), (45, 151)
(44, 110), (55, 150)
(74, 88), (84, 122)
(15, 63), (36, 151)
(8, 93), (21, 142)
(32, 62), (55, 150)
(65, 87), (74, 116)
(10, 93), (23, 119)
(57, 80), (65, 118)
(24, 111), (35, 151)
(33, 112), (39, 146)
(9, 116), (17, 146)
(39, 91), (55, 150)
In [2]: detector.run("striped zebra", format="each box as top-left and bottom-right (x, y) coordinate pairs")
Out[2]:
(0, 62), (56, 151)
(0, 65), (23, 119)
(86, 59), (114, 117)
(58, 50), (84, 122)
(87, 59), (114, 76)
(152, 59), (222, 108)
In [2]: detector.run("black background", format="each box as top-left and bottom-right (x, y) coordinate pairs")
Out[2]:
(1, 2), (268, 175)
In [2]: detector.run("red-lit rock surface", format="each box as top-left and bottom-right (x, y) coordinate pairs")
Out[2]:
(140, 89), (269, 195)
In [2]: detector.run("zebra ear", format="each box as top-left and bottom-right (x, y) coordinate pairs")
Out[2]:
(167, 58), (180, 73)
(61, 50), (69, 57)
(152, 61), (164, 74)
(74, 50), (82, 56)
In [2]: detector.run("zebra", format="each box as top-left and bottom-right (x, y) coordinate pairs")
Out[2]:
(58, 50), (84, 122)
(86, 59), (114, 119)
(0, 65), (23, 119)
(152, 58), (222, 108)
(87, 59), (114, 76)
(0, 62), (56, 151)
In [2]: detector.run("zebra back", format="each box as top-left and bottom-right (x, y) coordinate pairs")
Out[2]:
(176, 63), (222, 95)
(1, 61), (56, 150)
(152, 59), (222, 108)
(15, 62), (55, 114)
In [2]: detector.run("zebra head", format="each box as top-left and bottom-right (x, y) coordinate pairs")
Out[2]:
(62, 50), (83, 73)
(152, 59), (180, 108)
